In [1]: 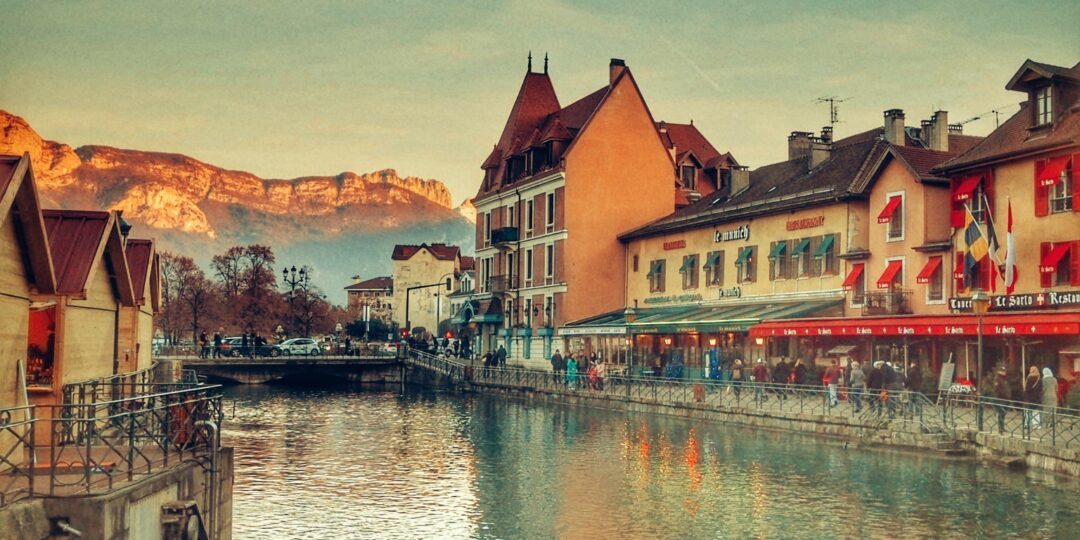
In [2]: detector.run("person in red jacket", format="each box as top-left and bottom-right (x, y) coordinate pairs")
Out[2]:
(752, 359), (769, 402)
(824, 359), (842, 408)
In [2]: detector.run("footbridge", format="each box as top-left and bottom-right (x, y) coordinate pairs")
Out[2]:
(173, 354), (401, 384)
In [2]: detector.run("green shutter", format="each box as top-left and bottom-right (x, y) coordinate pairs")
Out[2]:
(735, 247), (752, 266)
(679, 254), (697, 272)
(768, 241), (787, 260)
(814, 235), (835, 258)
(647, 260), (663, 277)
(793, 238), (811, 254)
(703, 251), (721, 268)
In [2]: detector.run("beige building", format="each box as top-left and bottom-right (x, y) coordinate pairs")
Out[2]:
(345, 275), (393, 324)
(391, 243), (464, 337)
(119, 237), (160, 374)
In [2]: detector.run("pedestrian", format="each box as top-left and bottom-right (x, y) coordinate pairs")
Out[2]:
(551, 349), (565, 385)
(1042, 367), (1058, 428)
(199, 331), (208, 359)
(213, 331), (223, 359)
(731, 359), (744, 400)
(793, 358), (807, 386)
(824, 359), (841, 408)
(773, 357), (791, 400)
(849, 361), (866, 413)
(905, 362), (923, 394)
(752, 358), (769, 403)
(497, 345), (507, 368)
(867, 361), (885, 415)
(482, 350), (493, 377)
(1024, 366), (1042, 429)
(992, 367), (1011, 434)
(566, 355), (579, 389)
(883, 362), (902, 418)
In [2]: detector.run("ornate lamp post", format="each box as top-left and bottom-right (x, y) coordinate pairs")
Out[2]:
(282, 265), (309, 336)
(971, 289), (990, 394)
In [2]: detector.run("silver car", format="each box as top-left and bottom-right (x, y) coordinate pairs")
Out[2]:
(278, 338), (322, 356)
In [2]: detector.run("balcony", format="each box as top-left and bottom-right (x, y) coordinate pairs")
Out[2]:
(491, 227), (519, 248)
(861, 289), (913, 316)
(487, 274), (518, 295)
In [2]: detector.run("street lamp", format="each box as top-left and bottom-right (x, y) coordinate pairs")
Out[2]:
(971, 289), (990, 394)
(623, 306), (637, 371)
(282, 265), (310, 336)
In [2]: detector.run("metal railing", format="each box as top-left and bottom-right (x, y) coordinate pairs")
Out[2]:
(62, 362), (159, 407)
(0, 385), (223, 507)
(406, 350), (1080, 453)
(861, 289), (913, 315)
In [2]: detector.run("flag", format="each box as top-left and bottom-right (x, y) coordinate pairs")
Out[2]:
(1004, 198), (1018, 295)
(982, 194), (1001, 293)
(963, 203), (989, 290)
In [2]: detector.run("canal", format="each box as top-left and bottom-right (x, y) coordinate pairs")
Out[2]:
(222, 385), (1079, 539)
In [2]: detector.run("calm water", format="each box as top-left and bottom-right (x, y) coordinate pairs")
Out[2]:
(222, 385), (1079, 539)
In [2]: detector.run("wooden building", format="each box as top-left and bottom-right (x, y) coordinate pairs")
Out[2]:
(119, 237), (160, 373)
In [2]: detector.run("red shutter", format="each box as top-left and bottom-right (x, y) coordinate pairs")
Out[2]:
(950, 203), (965, 228)
(1040, 242), (1052, 288)
(1072, 240), (1080, 287)
(1034, 160), (1050, 217)
(1073, 154), (1080, 213)
(955, 252), (966, 290)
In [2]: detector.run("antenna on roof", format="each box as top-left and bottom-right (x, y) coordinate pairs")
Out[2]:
(957, 103), (1015, 129)
(528, 51), (533, 73)
(544, 52), (549, 74)
(815, 96), (852, 130)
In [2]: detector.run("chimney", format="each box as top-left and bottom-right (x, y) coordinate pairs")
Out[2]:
(658, 120), (667, 134)
(920, 119), (932, 147)
(883, 109), (905, 145)
(352, 275), (363, 285)
(948, 124), (963, 135)
(730, 166), (750, 194)
(810, 136), (831, 169)
(788, 131), (813, 160)
(609, 58), (626, 85)
(929, 110), (948, 152)
(819, 126), (833, 144)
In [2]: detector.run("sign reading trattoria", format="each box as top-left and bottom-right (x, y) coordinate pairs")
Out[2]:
(948, 291), (1080, 312)
(714, 224), (749, 243)
(786, 216), (824, 231)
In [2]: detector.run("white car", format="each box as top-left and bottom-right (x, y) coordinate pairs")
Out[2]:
(278, 338), (322, 356)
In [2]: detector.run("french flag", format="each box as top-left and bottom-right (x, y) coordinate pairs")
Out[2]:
(1004, 199), (1017, 295)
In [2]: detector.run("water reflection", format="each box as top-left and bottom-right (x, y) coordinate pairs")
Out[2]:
(224, 386), (1079, 539)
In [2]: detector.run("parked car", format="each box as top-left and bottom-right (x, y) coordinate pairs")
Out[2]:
(222, 337), (281, 358)
(380, 342), (398, 355)
(278, 338), (323, 356)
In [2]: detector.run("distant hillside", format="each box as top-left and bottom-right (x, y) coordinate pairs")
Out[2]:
(0, 110), (475, 303)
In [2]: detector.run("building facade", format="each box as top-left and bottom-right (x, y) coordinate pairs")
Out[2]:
(119, 237), (160, 374)
(344, 275), (393, 325)
(391, 243), (464, 337)
(463, 56), (734, 366)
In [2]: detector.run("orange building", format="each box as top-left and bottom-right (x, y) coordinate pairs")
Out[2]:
(463, 56), (734, 367)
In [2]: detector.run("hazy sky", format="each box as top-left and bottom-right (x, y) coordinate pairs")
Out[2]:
(4, 1), (1077, 204)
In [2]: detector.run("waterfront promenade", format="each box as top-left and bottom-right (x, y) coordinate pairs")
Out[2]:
(405, 351), (1080, 475)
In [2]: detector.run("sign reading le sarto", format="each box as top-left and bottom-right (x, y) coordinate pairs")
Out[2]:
(949, 291), (1080, 312)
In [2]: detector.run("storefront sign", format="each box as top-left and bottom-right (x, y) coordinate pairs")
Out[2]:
(643, 293), (704, 305)
(948, 291), (1080, 312)
(558, 326), (627, 336)
(786, 216), (824, 231)
(752, 319), (1079, 337)
(714, 225), (750, 243)
(663, 240), (686, 250)
(718, 286), (742, 298)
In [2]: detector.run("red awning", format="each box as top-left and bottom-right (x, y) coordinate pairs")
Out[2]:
(952, 175), (982, 202)
(749, 312), (1080, 338)
(877, 260), (903, 289)
(1037, 155), (1072, 187)
(1040, 243), (1071, 274)
(842, 263), (864, 290)
(916, 256), (943, 284)
(877, 196), (902, 223)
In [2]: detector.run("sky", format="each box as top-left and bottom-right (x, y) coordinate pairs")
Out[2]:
(3, 1), (1078, 205)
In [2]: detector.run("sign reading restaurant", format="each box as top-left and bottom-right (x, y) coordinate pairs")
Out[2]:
(948, 291), (1080, 312)
(714, 224), (749, 243)
(786, 216), (824, 231)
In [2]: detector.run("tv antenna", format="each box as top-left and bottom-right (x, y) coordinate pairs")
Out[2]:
(815, 96), (852, 130)
(957, 103), (1015, 129)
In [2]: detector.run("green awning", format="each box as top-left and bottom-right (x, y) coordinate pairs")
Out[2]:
(735, 247), (753, 266)
(768, 241), (786, 260)
(814, 235), (835, 258)
(793, 238), (811, 254)
(646, 260), (663, 277)
(703, 251), (721, 268)
(679, 254), (697, 272)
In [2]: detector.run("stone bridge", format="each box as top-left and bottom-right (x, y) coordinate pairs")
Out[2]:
(173, 355), (403, 384)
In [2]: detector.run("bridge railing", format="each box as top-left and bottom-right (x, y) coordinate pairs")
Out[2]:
(406, 351), (1079, 451)
(0, 385), (224, 507)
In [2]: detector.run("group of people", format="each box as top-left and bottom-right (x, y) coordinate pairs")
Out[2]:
(549, 350), (606, 390)
(197, 330), (223, 359)
(196, 330), (269, 358)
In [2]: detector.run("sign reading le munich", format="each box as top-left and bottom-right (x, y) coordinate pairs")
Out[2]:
(949, 291), (1080, 312)
(714, 225), (749, 243)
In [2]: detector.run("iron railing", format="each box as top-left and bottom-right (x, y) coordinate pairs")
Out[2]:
(861, 289), (913, 315)
(406, 350), (1080, 453)
(0, 386), (223, 507)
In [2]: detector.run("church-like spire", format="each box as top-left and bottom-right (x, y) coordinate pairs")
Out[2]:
(544, 53), (549, 74)
(527, 51), (533, 73)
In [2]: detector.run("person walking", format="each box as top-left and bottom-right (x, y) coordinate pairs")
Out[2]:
(905, 362), (923, 395)
(773, 357), (791, 401)
(793, 359), (807, 386)
(848, 361), (866, 413)
(199, 331), (208, 359)
(992, 367), (1012, 434)
(551, 349), (565, 385)
(731, 359), (744, 400)
(752, 359), (769, 403)
(213, 331), (223, 359)
(1042, 367), (1058, 429)
(566, 355), (580, 389)
(824, 359), (841, 408)
(1024, 366), (1042, 429)
(883, 362), (902, 418)
(867, 361), (885, 416)
(482, 350), (493, 378)
(496, 345), (507, 368)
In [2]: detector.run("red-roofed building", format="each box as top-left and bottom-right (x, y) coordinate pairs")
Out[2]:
(119, 237), (160, 373)
(391, 243), (467, 336)
(344, 275), (394, 325)
(468, 57), (733, 367)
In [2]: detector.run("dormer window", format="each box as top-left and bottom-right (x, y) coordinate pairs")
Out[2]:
(680, 165), (696, 190)
(1036, 86), (1052, 126)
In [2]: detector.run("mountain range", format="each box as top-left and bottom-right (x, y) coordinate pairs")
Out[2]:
(0, 110), (475, 303)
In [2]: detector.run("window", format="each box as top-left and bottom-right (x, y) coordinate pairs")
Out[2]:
(704, 251), (723, 286)
(484, 212), (491, 246)
(769, 240), (791, 280)
(736, 246), (756, 283)
(546, 192), (556, 229)
(632, 254), (639, 273)
(681, 254), (699, 289)
(526, 200), (534, 233)
(1036, 86), (1052, 126)
(1051, 162), (1073, 213)
(927, 262), (943, 302)
(680, 165), (696, 190)
(506, 252), (516, 288)
(481, 257), (492, 292)
(525, 248), (534, 284)
(507, 205), (515, 229)
(795, 237), (819, 277)
(970, 183), (988, 223)
(852, 267), (867, 306)
(814, 233), (839, 275)
(545, 243), (555, 280)
(648, 260), (666, 292)
(882, 193), (905, 241)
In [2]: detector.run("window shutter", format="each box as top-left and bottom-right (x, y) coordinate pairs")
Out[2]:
(950, 205), (965, 229)
(1072, 240), (1080, 287)
(1034, 160), (1050, 217)
(1073, 154), (1080, 213)
(1040, 242), (1052, 288)
(954, 252), (966, 291)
